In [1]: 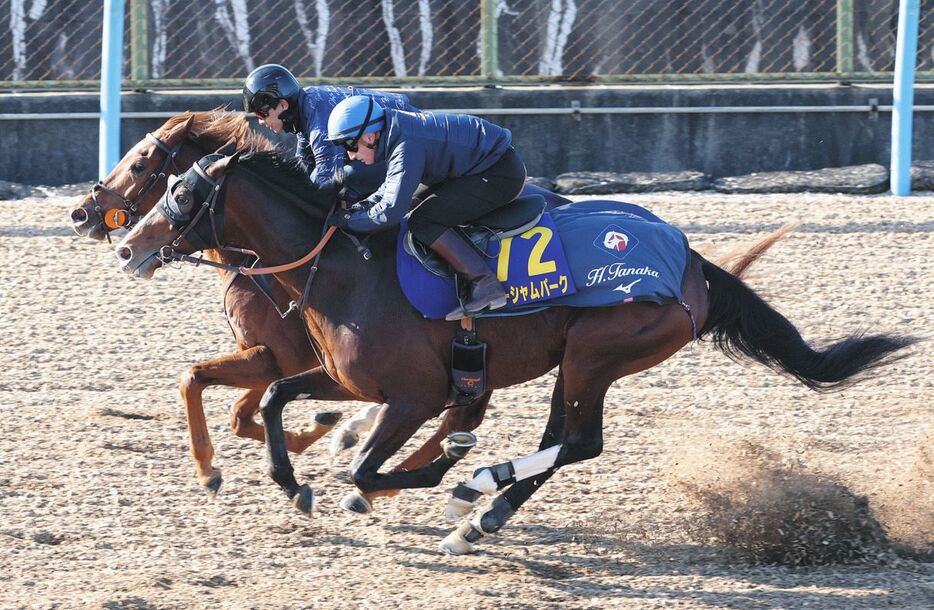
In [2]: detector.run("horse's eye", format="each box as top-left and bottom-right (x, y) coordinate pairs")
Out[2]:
(174, 192), (191, 208)
(131, 161), (146, 174)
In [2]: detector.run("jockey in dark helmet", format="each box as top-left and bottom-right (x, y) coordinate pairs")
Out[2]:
(326, 96), (527, 320)
(242, 63), (417, 202)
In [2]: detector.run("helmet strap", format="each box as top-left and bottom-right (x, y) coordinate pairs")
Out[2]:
(280, 103), (299, 133)
(353, 97), (375, 143)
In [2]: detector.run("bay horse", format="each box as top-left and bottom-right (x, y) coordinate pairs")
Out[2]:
(113, 149), (914, 554)
(73, 110), (788, 504)
(69, 111), (498, 500)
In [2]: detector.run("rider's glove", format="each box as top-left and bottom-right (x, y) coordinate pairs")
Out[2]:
(328, 211), (354, 231)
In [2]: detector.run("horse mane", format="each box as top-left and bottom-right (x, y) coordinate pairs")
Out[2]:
(158, 108), (278, 154)
(236, 149), (326, 209)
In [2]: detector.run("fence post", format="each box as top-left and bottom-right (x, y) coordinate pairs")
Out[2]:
(891, 0), (920, 196)
(836, 0), (854, 74)
(100, 0), (125, 179)
(130, 0), (150, 81)
(480, 0), (498, 80)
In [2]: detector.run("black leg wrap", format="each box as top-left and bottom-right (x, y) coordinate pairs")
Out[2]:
(473, 462), (516, 490)
(452, 483), (483, 504)
(455, 520), (485, 544)
(479, 496), (515, 534)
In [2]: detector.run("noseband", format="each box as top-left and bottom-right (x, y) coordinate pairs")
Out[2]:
(90, 132), (184, 242)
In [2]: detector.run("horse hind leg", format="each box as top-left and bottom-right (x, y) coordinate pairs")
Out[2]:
(440, 372), (575, 555)
(441, 304), (696, 554)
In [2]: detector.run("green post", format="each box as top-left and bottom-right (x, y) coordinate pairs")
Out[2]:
(130, 0), (150, 81)
(836, 0), (855, 75)
(480, 0), (498, 80)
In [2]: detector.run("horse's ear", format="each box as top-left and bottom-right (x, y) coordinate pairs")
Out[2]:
(208, 151), (242, 177)
(165, 114), (195, 142)
(215, 137), (237, 156)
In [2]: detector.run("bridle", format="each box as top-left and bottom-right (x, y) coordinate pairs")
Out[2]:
(156, 156), (339, 280)
(90, 132), (185, 243)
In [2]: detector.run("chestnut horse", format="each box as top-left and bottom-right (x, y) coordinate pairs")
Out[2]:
(69, 111), (499, 500)
(113, 150), (914, 554)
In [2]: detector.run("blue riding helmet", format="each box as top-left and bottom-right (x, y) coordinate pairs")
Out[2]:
(326, 96), (385, 146)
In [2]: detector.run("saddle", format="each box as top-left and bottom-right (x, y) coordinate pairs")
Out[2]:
(402, 193), (547, 277)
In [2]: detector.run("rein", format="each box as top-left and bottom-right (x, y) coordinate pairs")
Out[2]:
(91, 132), (184, 243)
(157, 160), (344, 319)
(159, 225), (337, 277)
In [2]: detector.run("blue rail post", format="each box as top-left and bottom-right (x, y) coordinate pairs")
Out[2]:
(99, 0), (125, 179)
(890, 0), (920, 196)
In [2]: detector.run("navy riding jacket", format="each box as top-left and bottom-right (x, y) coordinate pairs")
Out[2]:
(293, 86), (416, 190)
(345, 109), (514, 234)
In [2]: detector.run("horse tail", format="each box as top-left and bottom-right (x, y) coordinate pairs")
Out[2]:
(696, 254), (916, 391)
(714, 221), (801, 280)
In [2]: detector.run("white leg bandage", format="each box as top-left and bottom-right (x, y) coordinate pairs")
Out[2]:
(445, 445), (563, 522)
(465, 444), (562, 493)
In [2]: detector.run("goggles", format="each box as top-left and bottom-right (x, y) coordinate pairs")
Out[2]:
(336, 137), (359, 153)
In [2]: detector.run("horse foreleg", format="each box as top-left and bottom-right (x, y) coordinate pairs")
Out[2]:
(346, 401), (475, 504)
(179, 345), (336, 494)
(229, 388), (342, 454)
(259, 366), (360, 516)
(179, 345), (279, 493)
(341, 392), (492, 513)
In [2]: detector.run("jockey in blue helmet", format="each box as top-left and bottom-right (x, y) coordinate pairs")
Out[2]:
(326, 96), (527, 320)
(242, 64), (417, 202)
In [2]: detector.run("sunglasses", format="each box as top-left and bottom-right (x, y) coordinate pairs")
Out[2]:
(254, 105), (273, 119)
(336, 137), (359, 153)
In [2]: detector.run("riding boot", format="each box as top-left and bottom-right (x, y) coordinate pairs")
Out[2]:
(429, 229), (507, 320)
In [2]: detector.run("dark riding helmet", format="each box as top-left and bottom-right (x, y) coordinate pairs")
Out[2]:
(242, 64), (302, 131)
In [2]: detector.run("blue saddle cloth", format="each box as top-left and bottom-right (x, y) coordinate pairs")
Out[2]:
(396, 200), (691, 319)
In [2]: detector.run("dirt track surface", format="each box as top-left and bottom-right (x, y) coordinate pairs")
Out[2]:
(0, 192), (931, 609)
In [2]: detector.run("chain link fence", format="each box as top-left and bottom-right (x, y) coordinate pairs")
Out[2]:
(1, 0), (932, 87)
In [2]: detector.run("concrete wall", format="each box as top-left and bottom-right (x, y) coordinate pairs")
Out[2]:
(2, 85), (932, 185)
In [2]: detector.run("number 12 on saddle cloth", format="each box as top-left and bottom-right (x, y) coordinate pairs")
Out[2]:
(397, 201), (691, 320)
(397, 212), (576, 320)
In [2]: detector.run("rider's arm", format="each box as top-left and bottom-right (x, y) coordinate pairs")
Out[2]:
(307, 127), (347, 193)
(345, 140), (424, 234)
(295, 132), (314, 169)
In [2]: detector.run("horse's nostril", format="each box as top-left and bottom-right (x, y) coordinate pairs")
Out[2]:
(71, 208), (88, 223)
(116, 246), (132, 261)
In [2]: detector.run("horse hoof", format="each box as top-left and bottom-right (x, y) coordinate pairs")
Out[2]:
(439, 530), (476, 556)
(340, 492), (373, 515)
(330, 429), (359, 456)
(292, 484), (315, 516)
(443, 497), (474, 522)
(203, 475), (223, 496)
(442, 431), (478, 460)
(314, 411), (343, 427)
